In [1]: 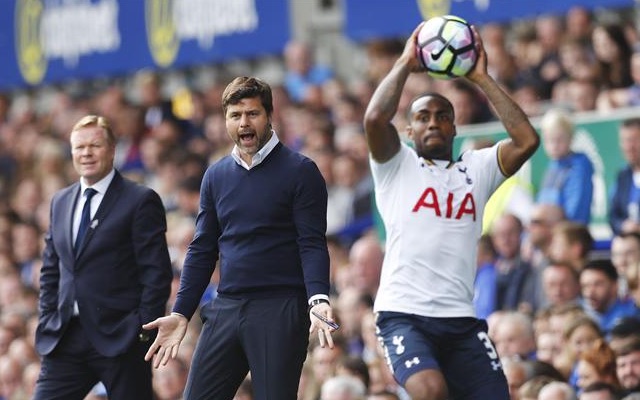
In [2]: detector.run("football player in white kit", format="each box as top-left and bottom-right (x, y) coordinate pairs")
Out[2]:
(363, 23), (540, 400)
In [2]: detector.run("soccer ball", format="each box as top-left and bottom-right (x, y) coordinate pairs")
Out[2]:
(416, 15), (478, 79)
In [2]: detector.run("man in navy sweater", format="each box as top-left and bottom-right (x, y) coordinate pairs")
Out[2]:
(143, 76), (337, 399)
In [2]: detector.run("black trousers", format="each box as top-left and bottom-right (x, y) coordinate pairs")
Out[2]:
(33, 317), (153, 400)
(184, 295), (310, 400)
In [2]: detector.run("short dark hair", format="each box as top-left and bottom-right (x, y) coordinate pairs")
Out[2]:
(581, 258), (618, 281)
(610, 317), (640, 340)
(580, 381), (618, 396)
(221, 76), (273, 117)
(622, 117), (640, 130)
(616, 337), (640, 357)
(407, 92), (455, 121)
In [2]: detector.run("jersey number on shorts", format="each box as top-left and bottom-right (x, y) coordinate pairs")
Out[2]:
(477, 332), (502, 371)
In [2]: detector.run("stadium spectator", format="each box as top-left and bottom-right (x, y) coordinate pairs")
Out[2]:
(523, 203), (566, 270)
(580, 259), (640, 335)
(592, 23), (634, 90)
(347, 234), (383, 300)
(616, 338), (640, 396)
(611, 232), (640, 299)
(541, 261), (582, 308)
(556, 316), (604, 388)
(575, 339), (621, 393)
(474, 233), (499, 319)
(491, 311), (537, 361)
(283, 40), (334, 105)
(548, 221), (594, 273)
(538, 381), (578, 400)
(610, 118), (640, 235)
(490, 213), (539, 313)
(321, 374), (366, 400)
(536, 108), (594, 225)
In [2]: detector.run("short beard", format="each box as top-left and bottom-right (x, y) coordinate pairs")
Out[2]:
(417, 143), (449, 161)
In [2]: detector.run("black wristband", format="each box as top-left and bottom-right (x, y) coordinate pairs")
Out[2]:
(308, 298), (330, 313)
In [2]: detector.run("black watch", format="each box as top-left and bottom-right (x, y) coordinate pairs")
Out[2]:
(308, 298), (329, 313)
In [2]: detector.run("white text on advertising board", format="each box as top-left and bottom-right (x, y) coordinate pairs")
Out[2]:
(41, 0), (121, 67)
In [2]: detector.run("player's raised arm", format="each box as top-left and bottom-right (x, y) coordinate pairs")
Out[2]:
(465, 26), (540, 176)
(363, 24), (425, 163)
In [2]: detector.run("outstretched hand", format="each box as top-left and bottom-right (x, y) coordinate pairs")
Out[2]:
(142, 313), (188, 369)
(309, 302), (338, 349)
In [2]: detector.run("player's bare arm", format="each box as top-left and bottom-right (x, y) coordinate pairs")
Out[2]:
(364, 24), (425, 163)
(465, 26), (540, 176)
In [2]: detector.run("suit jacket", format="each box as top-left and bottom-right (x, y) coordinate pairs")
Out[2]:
(36, 171), (172, 357)
(610, 166), (635, 235)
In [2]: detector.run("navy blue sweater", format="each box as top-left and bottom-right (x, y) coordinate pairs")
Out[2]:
(173, 143), (330, 320)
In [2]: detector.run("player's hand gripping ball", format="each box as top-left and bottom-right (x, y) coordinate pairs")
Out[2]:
(416, 15), (478, 79)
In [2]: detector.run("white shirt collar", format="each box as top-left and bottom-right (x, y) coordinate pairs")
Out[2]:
(80, 169), (115, 196)
(231, 130), (280, 170)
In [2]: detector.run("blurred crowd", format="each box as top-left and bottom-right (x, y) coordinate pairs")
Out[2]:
(1, 4), (640, 400)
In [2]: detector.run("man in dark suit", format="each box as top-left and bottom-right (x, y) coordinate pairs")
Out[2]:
(34, 115), (173, 400)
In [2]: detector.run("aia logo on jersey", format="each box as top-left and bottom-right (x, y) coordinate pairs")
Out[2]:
(412, 187), (476, 220)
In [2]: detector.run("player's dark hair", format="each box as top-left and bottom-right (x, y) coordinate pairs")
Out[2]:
(407, 92), (455, 121)
(222, 76), (273, 117)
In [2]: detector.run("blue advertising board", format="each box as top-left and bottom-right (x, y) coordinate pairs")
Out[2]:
(0, 0), (290, 90)
(345, 0), (634, 41)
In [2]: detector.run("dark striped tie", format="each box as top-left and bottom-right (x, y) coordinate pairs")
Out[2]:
(75, 188), (97, 251)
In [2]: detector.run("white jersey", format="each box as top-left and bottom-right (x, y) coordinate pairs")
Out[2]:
(371, 142), (506, 318)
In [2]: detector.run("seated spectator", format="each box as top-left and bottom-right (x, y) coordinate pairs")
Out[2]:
(610, 317), (640, 354)
(320, 375), (366, 400)
(580, 259), (640, 335)
(491, 311), (536, 361)
(502, 358), (529, 400)
(491, 213), (539, 314)
(610, 118), (640, 235)
(556, 316), (604, 387)
(548, 221), (594, 273)
(536, 108), (594, 225)
(537, 330), (561, 365)
(537, 381), (578, 400)
(597, 51), (640, 110)
(474, 234), (498, 319)
(523, 203), (566, 271)
(283, 40), (334, 104)
(542, 260), (582, 308)
(336, 355), (370, 393)
(616, 338), (640, 396)
(579, 382), (621, 400)
(592, 22), (633, 90)
(611, 232), (640, 299)
(576, 339), (621, 394)
(519, 375), (559, 400)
